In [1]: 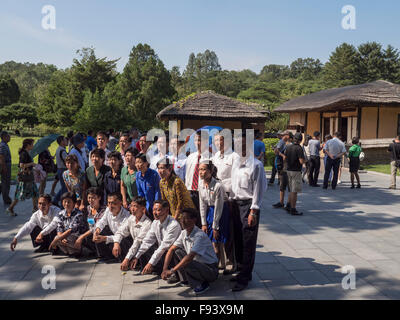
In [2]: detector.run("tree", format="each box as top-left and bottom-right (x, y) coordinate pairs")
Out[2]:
(117, 43), (176, 129)
(0, 103), (38, 127)
(260, 64), (290, 81)
(383, 45), (400, 83)
(357, 42), (385, 83)
(0, 74), (20, 107)
(289, 58), (323, 80)
(323, 43), (361, 87)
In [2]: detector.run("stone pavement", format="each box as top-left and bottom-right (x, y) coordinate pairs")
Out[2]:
(1, 170), (400, 300)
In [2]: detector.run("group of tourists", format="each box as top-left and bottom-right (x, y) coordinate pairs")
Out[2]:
(271, 130), (366, 216)
(5, 128), (267, 295)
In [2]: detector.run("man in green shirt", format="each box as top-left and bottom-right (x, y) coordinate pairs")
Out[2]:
(348, 137), (362, 189)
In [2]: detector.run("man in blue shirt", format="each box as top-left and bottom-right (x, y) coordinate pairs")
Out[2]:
(135, 153), (161, 218)
(253, 131), (266, 165)
(0, 131), (12, 205)
(86, 130), (97, 152)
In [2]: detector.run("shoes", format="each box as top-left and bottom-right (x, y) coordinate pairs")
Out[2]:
(322, 186), (328, 189)
(5, 208), (17, 216)
(351, 185), (355, 189)
(337, 180), (342, 184)
(273, 202), (284, 209)
(357, 184), (361, 189)
(223, 268), (236, 275)
(284, 203), (291, 212)
(290, 208), (303, 216)
(232, 282), (248, 292)
(193, 282), (210, 295)
(34, 246), (48, 253)
(389, 186), (396, 189)
(312, 184), (320, 187)
(179, 280), (190, 287)
(167, 273), (180, 284)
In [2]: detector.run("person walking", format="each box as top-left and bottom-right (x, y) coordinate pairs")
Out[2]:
(388, 135), (400, 189)
(323, 132), (346, 190)
(6, 139), (39, 216)
(308, 131), (322, 187)
(272, 131), (290, 209)
(348, 137), (362, 189)
(284, 132), (305, 215)
(0, 131), (12, 205)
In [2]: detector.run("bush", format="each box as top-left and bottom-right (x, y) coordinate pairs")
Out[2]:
(263, 138), (279, 167)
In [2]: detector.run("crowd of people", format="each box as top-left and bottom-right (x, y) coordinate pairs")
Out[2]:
(1, 127), (399, 295)
(3, 128), (267, 294)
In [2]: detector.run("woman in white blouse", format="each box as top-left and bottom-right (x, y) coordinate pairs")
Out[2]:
(198, 160), (230, 272)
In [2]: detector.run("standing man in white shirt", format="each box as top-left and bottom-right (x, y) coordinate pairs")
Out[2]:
(161, 208), (219, 295)
(230, 133), (267, 291)
(10, 194), (61, 253)
(150, 134), (170, 171)
(93, 192), (131, 261)
(323, 131), (346, 190)
(169, 135), (187, 182)
(185, 131), (209, 211)
(131, 200), (181, 275)
(115, 196), (152, 271)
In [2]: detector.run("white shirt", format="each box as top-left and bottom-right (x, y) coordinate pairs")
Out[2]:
(135, 215), (181, 266)
(149, 152), (171, 171)
(231, 156), (267, 210)
(174, 226), (218, 265)
(15, 206), (61, 240)
(114, 214), (152, 260)
(324, 138), (346, 158)
(96, 207), (130, 244)
(185, 151), (208, 191)
(170, 154), (187, 182)
(212, 150), (240, 195)
(198, 177), (227, 230)
(69, 148), (87, 172)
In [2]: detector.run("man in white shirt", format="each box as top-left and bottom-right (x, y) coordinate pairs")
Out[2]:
(161, 208), (218, 295)
(150, 135), (171, 171)
(131, 200), (181, 275)
(185, 131), (209, 211)
(114, 196), (152, 271)
(169, 135), (187, 182)
(230, 133), (267, 291)
(10, 194), (61, 253)
(323, 131), (346, 190)
(93, 192), (131, 261)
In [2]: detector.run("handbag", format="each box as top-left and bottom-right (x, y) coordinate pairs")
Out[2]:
(17, 167), (34, 183)
(359, 151), (365, 161)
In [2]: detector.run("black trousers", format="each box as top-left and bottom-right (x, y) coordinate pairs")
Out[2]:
(138, 243), (167, 274)
(323, 157), (341, 189)
(232, 199), (259, 284)
(308, 156), (321, 186)
(30, 226), (57, 251)
(95, 226), (133, 261)
(269, 165), (277, 183)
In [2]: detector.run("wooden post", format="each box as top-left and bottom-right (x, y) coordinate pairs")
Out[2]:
(338, 111), (342, 134)
(356, 107), (362, 138)
(376, 106), (380, 139)
(320, 112), (323, 135)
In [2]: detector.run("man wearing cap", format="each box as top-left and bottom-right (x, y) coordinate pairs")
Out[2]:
(69, 134), (88, 171)
(284, 132), (305, 216)
(0, 131), (12, 205)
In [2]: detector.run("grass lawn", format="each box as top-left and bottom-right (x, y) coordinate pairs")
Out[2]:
(362, 164), (399, 176)
(8, 135), (59, 180)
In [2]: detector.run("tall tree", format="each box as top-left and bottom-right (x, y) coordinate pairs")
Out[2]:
(357, 42), (385, 83)
(0, 74), (20, 107)
(383, 45), (400, 83)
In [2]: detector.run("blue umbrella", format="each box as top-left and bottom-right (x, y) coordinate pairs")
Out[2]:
(29, 134), (60, 158)
(184, 126), (223, 154)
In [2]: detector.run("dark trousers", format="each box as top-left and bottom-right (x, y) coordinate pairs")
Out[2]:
(53, 168), (67, 205)
(190, 191), (202, 228)
(30, 226), (57, 251)
(173, 248), (218, 288)
(269, 165), (277, 183)
(308, 156), (321, 186)
(138, 243), (167, 274)
(323, 157), (341, 189)
(232, 199), (259, 284)
(95, 226), (133, 261)
(1, 164), (11, 203)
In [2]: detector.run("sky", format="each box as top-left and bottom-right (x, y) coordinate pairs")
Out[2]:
(1, 0), (400, 73)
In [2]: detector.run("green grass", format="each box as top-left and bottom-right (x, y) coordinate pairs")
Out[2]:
(362, 164), (399, 176)
(8, 135), (59, 180)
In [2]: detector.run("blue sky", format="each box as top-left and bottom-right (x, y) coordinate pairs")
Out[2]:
(1, 0), (399, 73)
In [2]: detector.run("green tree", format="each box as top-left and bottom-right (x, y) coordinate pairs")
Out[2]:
(323, 43), (361, 86)
(0, 74), (20, 107)
(357, 42), (385, 83)
(290, 58), (323, 80)
(383, 45), (400, 83)
(0, 103), (38, 127)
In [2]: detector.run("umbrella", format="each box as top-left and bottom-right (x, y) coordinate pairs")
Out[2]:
(29, 134), (60, 158)
(184, 126), (223, 154)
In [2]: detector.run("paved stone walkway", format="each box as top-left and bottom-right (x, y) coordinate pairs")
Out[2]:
(1, 170), (400, 300)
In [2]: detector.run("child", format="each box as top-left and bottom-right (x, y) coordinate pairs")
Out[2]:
(348, 137), (362, 189)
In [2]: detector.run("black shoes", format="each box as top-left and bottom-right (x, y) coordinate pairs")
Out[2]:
(167, 273), (180, 284)
(273, 202), (284, 208)
(232, 282), (248, 292)
(290, 208), (303, 216)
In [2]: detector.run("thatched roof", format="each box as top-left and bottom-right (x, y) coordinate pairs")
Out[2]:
(157, 91), (267, 122)
(275, 80), (400, 113)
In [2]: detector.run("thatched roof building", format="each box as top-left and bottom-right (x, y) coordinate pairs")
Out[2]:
(275, 80), (400, 164)
(157, 91), (267, 131)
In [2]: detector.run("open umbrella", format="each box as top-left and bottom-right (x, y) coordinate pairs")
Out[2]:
(184, 126), (223, 154)
(29, 134), (60, 158)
